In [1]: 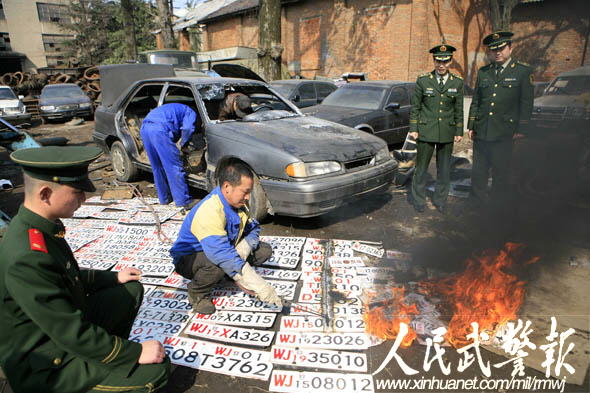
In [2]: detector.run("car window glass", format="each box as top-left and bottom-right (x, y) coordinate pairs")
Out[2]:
(41, 86), (86, 98)
(545, 76), (590, 96)
(298, 83), (316, 100)
(322, 86), (387, 110)
(163, 85), (197, 107)
(0, 89), (17, 99)
(317, 84), (336, 99)
(387, 87), (408, 106)
(270, 83), (295, 97)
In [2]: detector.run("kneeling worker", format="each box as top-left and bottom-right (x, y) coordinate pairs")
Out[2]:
(0, 146), (169, 393)
(170, 160), (281, 314)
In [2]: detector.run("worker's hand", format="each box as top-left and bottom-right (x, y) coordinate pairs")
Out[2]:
(234, 263), (283, 308)
(454, 135), (463, 143)
(513, 133), (525, 140)
(138, 340), (165, 364)
(117, 267), (141, 284)
(235, 239), (252, 261)
(409, 132), (419, 140)
(468, 130), (475, 140)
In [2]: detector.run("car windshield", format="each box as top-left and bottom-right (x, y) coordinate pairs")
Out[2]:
(0, 89), (17, 99)
(148, 53), (196, 68)
(321, 85), (387, 110)
(270, 83), (295, 97)
(42, 86), (86, 98)
(545, 76), (590, 96)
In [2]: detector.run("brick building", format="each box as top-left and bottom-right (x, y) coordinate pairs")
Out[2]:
(176, 0), (589, 84)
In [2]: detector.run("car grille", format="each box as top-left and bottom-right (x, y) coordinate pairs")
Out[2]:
(344, 156), (373, 171)
(531, 106), (566, 122)
(57, 104), (79, 110)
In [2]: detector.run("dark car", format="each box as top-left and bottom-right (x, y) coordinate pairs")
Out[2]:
(39, 83), (93, 123)
(93, 64), (397, 220)
(533, 81), (550, 98)
(270, 80), (337, 108)
(302, 81), (415, 145)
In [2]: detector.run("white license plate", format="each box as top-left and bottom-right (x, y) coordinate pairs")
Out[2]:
(288, 303), (322, 316)
(274, 332), (370, 350)
(77, 259), (115, 270)
(130, 319), (186, 337)
(351, 242), (384, 258)
(254, 267), (302, 281)
(161, 272), (190, 288)
(333, 305), (364, 316)
(136, 308), (191, 324)
(385, 249), (412, 261)
(185, 321), (275, 347)
(149, 288), (188, 301)
(328, 256), (365, 267)
(261, 236), (307, 244)
(212, 295), (282, 312)
(299, 271), (321, 281)
(142, 284), (157, 297)
(271, 346), (368, 372)
(280, 316), (366, 333)
(355, 266), (396, 276)
(112, 262), (174, 277)
(262, 256), (300, 269)
(213, 280), (296, 300)
(269, 370), (374, 393)
(140, 276), (168, 286)
(142, 297), (192, 311)
(192, 311), (276, 328)
(297, 286), (321, 303)
(128, 326), (163, 342)
(161, 335), (272, 380)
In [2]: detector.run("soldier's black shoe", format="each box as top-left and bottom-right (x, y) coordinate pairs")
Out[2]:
(434, 204), (446, 214)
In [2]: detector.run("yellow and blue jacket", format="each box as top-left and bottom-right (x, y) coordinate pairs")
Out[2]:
(169, 186), (260, 277)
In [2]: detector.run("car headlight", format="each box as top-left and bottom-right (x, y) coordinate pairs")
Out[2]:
(19, 103), (26, 113)
(79, 103), (91, 108)
(285, 161), (342, 178)
(374, 147), (390, 163)
(40, 105), (55, 111)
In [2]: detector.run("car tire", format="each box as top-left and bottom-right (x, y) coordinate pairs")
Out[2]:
(249, 174), (269, 222)
(110, 140), (139, 182)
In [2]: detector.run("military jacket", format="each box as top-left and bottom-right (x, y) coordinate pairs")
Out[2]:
(410, 71), (464, 143)
(0, 206), (142, 393)
(467, 59), (534, 141)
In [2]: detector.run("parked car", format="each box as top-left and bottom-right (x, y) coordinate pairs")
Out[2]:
(531, 66), (589, 131)
(39, 83), (93, 123)
(533, 81), (550, 98)
(93, 64), (397, 220)
(270, 80), (337, 108)
(0, 85), (31, 125)
(302, 81), (415, 145)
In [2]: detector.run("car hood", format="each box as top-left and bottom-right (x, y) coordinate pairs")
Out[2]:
(534, 94), (589, 109)
(301, 105), (374, 123)
(98, 64), (175, 107)
(211, 63), (266, 83)
(209, 115), (385, 161)
(0, 99), (20, 108)
(40, 96), (90, 106)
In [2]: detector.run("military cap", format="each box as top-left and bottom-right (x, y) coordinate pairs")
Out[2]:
(11, 146), (102, 192)
(429, 44), (456, 61)
(483, 31), (514, 50)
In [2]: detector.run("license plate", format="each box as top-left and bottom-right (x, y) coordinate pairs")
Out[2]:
(136, 308), (191, 324)
(299, 271), (321, 281)
(142, 297), (192, 311)
(269, 370), (374, 393)
(213, 280), (296, 300)
(192, 311), (277, 328)
(301, 257), (324, 272)
(254, 267), (302, 281)
(149, 288), (188, 301)
(385, 249), (412, 261)
(161, 335), (272, 380)
(140, 276), (168, 286)
(130, 319), (186, 337)
(161, 272), (190, 288)
(112, 262), (174, 277)
(261, 236), (307, 244)
(212, 295), (282, 312)
(328, 256), (365, 267)
(271, 346), (368, 372)
(77, 259), (115, 270)
(185, 321), (275, 347)
(288, 303), (322, 316)
(128, 326), (163, 342)
(333, 305), (364, 316)
(262, 255), (300, 269)
(351, 242), (384, 258)
(274, 332), (370, 350)
(142, 285), (157, 297)
(355, 266), (396, 276)
(280, 316), (366, 333)
(297, 286), (321, 303)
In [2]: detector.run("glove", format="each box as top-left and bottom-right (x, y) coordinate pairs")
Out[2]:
(235, 239), (253, 261)
(234, 263), (283, 308)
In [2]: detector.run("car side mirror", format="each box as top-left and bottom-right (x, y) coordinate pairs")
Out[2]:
(292, 94), (300, 102)
(18, 95), (24, 100)
(385, 102), (400, 111)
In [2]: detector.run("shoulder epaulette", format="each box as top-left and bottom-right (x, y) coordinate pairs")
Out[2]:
(516, 60), (531, 67)
(28, 228), (48, 253)
(450, 73), (463, 80)
(418, 73), (431, 78)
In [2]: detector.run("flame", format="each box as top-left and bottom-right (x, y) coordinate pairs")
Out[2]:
(420, 242), (539, 347)
(364, 286), (419, 347)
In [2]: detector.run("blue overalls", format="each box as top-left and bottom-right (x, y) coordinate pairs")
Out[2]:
(140, 103), (197, 207)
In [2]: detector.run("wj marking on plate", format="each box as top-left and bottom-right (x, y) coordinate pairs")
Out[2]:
(280, 316), (366, 333)
(271, 346), (368, 372)
(185, 321), (275, 347)
(191, 310), (277, 328)
(274, 332), (371, 350)
(269, 370), (374, 393)
(212, 295), (282, 312)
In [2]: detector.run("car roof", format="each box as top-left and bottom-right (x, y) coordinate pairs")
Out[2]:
(138, 76), (268, 85)
(43, 83), (79, 89)
(271, 80), (333, 85)
(557, 66), (590, 77)
(339, 80), (411, 87)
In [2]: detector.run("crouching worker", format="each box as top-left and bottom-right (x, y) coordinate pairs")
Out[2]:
(0, 146), (170, 393)
(170, 160), (281, 314)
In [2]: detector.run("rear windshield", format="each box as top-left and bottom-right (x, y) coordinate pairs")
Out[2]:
(0, 88), (17, 99)
(270, 83), (296, 98)
(321, 85), (387, 110)
(545, 76), (590, 96)
(42, 86), (86, 98)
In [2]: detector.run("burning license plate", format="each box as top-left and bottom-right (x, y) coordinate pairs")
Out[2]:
(271, 346), (367, 372)
(269, 370), (374, 393)
(185, 321), (275, 347)
(351, 242), (384, 258)
(192, 311), (277, 328)
(255, 267), (302, 281)
(161, 335), (272, 380)
(112, 262), (174, 277)
(274, 332), (370, 350)
(280, 316), (366, 333)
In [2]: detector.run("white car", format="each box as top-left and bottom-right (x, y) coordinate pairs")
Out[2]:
(0, 85), (30, 125)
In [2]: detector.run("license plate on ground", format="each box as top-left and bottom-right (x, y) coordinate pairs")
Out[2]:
(271, 346), (367, 372)
(161, 335), (272, 380)
(212, 295), (282, 312)
(148, 288), (189, 301)
(269, 370), (374, 393)
(280, 316), (366, 333)
(274, 332), (370, 350)
(263, 256), (300, 269)
(141, 297), (192, 311)
(112, 261), (174, 277)
(136, 308), (191, 324)
(328, 256), (365, 267)
(351, 242), (384, 258)
(185, 321), (275, 347)
(192, 311), (277, 328)
(255, 267), (302, 281)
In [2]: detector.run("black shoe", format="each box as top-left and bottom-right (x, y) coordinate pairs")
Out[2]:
(435, 204), (446, 214)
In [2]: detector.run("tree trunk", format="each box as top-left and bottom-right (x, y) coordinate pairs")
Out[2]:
(258, 0), (282, 81)
(120, 0), (137, 60)
(157, 0), (175, 48)
(489, 0), (519, 31)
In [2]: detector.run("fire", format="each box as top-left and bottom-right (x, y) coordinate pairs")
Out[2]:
(420, 242), (539, 347)
(364, 286), (419, 347)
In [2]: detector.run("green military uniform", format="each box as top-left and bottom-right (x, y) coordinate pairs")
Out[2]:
(0, 147), (169, 393)
(410, 44), (464, 211)
(467, 31), (534, 206)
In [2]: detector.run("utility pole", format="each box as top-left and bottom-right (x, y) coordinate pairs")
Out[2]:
(258, 0), (282, 81)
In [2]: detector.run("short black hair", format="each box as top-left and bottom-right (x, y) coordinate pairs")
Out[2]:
(217, 158), (253, 186)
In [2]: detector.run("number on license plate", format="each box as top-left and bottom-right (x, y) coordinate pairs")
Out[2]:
(269, 370), (374, 393)
(271, 346), (367, 372)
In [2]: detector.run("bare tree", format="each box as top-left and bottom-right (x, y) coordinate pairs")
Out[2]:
(120, 0), (137, 60)
(258, 0), (282, 81)
(489, 0), (520, 31)
(157, 0), (175, 48)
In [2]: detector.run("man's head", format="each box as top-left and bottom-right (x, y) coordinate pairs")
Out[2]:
(23, 174), (87, 220)
(483, 31), (514, 65)
(218, 160), (254, 209)
(232, 93), (253, 119)
(429, 44), (456, 76)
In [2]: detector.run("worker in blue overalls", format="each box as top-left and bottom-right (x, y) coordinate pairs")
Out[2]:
(140, 103), (198, 208)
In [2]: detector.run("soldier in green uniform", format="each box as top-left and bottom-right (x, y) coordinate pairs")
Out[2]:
(409, 44), (464, 213)
(467, 31), (534, 208)
(0, 146), (170, 393)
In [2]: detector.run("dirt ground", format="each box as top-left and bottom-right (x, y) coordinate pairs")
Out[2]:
(0, 118), (588, 393)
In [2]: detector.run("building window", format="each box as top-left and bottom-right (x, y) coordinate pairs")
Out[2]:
(42, 34), (73, 53)
(37, 2), (70, 23)
(46, 55), (66, 67)
(0, 32), (11, 51)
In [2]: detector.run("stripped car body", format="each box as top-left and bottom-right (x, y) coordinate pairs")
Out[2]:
(93, 64), (397, 219)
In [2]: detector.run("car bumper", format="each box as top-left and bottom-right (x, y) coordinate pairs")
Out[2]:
(41, 109), (92, 119)
(0, 113), (32, 125)
(261, 159), (397, 217)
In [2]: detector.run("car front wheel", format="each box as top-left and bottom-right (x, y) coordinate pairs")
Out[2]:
(110, 140), (139, 182)
(248, 174), (269, 222)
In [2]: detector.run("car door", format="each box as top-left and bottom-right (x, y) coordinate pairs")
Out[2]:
(293, 82), (317, 108)
(381, 85), (411, 143)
